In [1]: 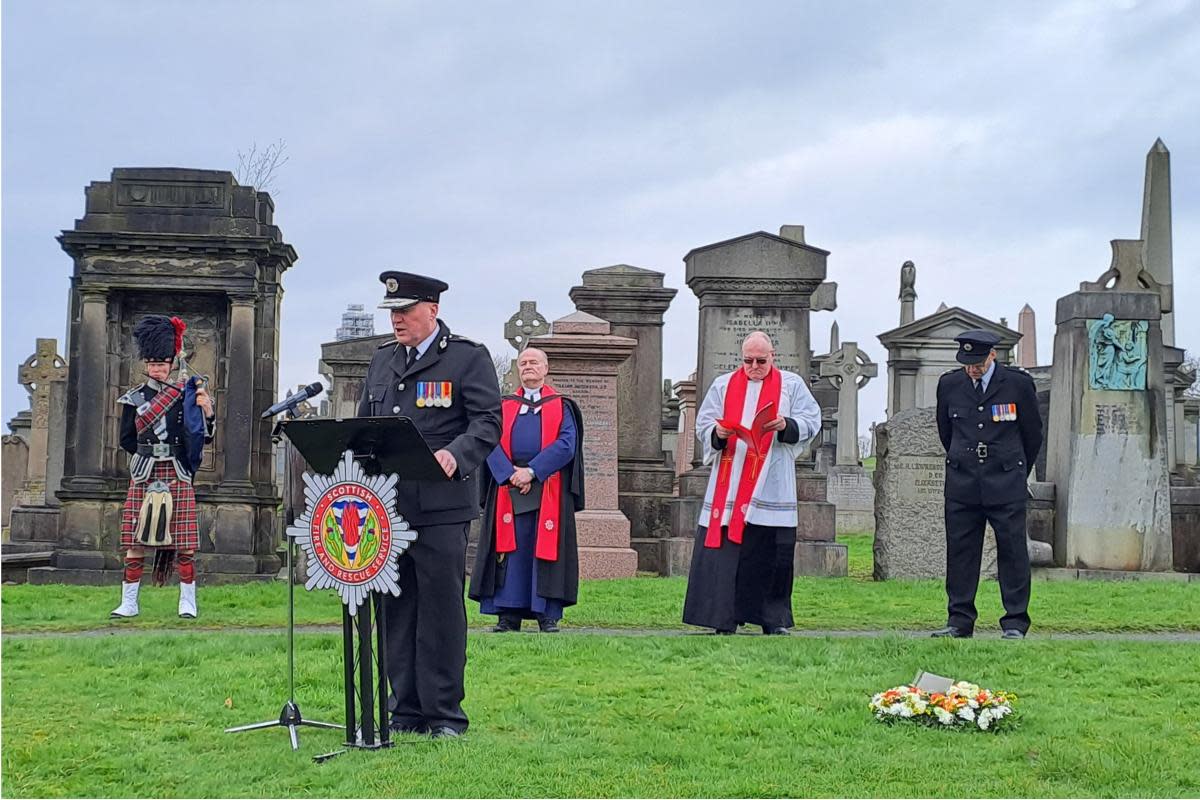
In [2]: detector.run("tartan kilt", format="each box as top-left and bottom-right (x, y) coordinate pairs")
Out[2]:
(120, 461), (200, 550)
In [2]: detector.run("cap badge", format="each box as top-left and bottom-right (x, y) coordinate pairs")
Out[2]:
(963, 343), (973, 351)
(385, 278), (399, 293)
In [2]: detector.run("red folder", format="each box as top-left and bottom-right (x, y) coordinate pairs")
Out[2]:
(718, 402), (776, 459)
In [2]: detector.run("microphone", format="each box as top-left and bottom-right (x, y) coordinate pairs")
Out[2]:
(261, 381), (324, 419)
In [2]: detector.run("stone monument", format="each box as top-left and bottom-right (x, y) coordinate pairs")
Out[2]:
(1046, 240), (1173, 571)
(820, 341), (878, 533)
(569, 265), (677, 571)
(898, 260), (917, 326)
(8, 339), (70, 545)
(670, 225), (846, 578)
(1017, 303), (1037, 368)
(500, 300), (552, 394)
(2, 435), (30, 528)
(672, 372), (698, 481)
(320, 333), (392, 419)
(534, 311), (639, 579)
(40, 168), (296, 584)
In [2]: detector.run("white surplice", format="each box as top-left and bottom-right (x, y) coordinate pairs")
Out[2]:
(696, 369), (822, 529)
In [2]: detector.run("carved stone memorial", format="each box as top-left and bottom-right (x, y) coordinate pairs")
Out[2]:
(38, 168), (297, 584)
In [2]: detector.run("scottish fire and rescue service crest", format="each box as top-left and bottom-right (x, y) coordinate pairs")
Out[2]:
(287, 451), (415, 615)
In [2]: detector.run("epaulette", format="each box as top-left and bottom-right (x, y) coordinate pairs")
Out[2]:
(377, 340), (400, 350)
(941, 367), (959, 375)
(445, 333), (483, 348)
(117, 385), (146, 406)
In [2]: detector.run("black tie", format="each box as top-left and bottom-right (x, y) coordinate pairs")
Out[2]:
(405, 347), (418, 370)
(974, 379), (984, 398)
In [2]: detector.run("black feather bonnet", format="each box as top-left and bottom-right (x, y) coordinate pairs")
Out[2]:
(133, 315), (186, 361)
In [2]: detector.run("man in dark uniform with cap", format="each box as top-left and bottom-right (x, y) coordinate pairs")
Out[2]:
(357, 271), (501, 737)
(932, 329), (1042, 640)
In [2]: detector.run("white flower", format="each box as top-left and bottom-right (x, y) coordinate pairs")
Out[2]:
(957, 706), (975, 722)
(933, 707), (955, 725)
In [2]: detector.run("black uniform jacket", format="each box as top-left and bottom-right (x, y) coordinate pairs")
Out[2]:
(936, 363), (1043, 506)
(357, 320), (502, 526)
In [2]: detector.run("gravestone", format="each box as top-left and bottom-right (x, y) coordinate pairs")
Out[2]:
(873, 408), (999, 579)
(672, 373), (698, 480)
(661, 379), (680, 469)
(570, 266), (677, 571)
(12, 339), (68, 507)
(1046, 240), (1173, 571)
(319, 333), (392, 419)
(535, 311), (639, 579)
(2, 436), (30, 528)
(877, 307), (1018, 417)
(9, 339), (69, 545)
(40, 168), (296, 584)
(820, 341), (879, 533)
(500, 300), (551, 394)
(671, 225), (845, 577)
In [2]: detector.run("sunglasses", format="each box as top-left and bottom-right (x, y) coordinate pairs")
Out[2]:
(742, 357), (770, 366)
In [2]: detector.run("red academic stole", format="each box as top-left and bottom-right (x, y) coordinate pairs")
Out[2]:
(705, 367), (782, 548)
(494, 385), (565, 562)
(134, 382), (184, 435)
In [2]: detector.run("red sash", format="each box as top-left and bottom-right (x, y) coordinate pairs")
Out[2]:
(494, 385), (565, 562)
(134, 382), (184, 435)
(705, 367), (781, 548)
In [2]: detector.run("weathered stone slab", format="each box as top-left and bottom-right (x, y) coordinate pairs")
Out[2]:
(1170, 485), (1200, 573)
(2, 435), (30, 527)
(826, 464), (875, 534)
(873, 407), (998, 580)
(794, 541), (848, 577)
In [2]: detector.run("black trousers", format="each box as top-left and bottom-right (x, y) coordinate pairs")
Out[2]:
(683, 523), (796, 631)
(944, 499), (1031, 634)
(382, 521), (469, 732)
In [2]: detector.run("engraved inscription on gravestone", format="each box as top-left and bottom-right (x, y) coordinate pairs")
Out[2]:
(892, 457), (946, 498)
(712, 308), (803, 375)
(553, 374), (616, 474)
(1095, 404), (1131, 436)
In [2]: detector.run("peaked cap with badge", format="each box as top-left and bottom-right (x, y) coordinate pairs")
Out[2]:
(378, 271), (450, 310)
(953, 329), (1002, 365)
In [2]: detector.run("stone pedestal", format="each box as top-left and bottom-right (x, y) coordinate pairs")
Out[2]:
(1046, 241), (1173, 572)
(45, 168), (295, 583)
(570, 265), (677, 572)
(671, 225), (845, 577)
(536, 312), (639, 579)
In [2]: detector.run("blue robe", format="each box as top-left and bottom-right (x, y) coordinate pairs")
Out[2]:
(478, 406), (577, 620)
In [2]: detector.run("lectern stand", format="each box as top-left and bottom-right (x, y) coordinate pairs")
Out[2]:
(270, 416), (446, 761)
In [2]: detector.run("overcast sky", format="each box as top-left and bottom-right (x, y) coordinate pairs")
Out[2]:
(3, 1), (1197, 435)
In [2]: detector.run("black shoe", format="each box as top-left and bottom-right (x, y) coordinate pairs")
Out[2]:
(714, 628), (735, 635)
(389, 721), (428, 735)
(762, 626), (790, 636)
(930, 626), (972, 638)
(537, 617), (560, 633)
(1001, 629), (1026, 640)
(429, 725), (463, 740)
(492, 614), (522, 633)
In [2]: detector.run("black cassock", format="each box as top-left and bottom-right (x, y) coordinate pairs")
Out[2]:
(470, 395), (585, 613)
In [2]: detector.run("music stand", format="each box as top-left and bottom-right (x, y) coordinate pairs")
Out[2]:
(235, 416), (447, 761)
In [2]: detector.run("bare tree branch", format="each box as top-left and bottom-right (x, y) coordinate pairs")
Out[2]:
(235, 138), (289, 194)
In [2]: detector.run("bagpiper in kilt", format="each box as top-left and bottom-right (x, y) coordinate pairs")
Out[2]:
(111, 315), (215, 621)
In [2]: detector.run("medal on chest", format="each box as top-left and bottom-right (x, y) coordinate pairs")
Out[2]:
(416, 381), (453, 408)
(991, 403), (1017, 422)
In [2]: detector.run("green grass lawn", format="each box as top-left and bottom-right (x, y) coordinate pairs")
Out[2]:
(3, 632), (1198, 797)
(4, 534), (1196, 634)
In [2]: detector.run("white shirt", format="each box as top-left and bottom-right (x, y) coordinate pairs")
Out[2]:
(519, 385), (543, 415)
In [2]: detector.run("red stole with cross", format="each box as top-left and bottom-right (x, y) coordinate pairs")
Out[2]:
(494, 385), (565, 562)
(705, 367), (781, 548)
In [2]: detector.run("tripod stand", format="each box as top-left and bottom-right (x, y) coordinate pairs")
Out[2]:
(224, 526), (341, 750)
